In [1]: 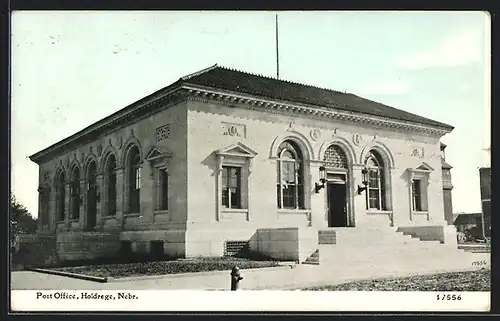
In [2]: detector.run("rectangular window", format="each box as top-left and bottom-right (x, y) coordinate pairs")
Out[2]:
(221, 166), (241, 209)
(367, 169), (381, 210)
(160, 170), (168, 210)
(412, 179), (422, 211)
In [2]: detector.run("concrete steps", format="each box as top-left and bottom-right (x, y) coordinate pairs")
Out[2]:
(303, 250), (319, 265)
(304, 227), (471, 266)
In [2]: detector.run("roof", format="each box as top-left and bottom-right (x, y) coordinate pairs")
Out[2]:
(30, 64), (454, 163)
(183, 65), (454, 129)
(454, 213), (482, 225)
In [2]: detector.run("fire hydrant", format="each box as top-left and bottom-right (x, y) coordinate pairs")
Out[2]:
(230, 266), (243, 290)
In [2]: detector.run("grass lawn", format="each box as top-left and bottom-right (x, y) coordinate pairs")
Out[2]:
(49, 256), (281, 278)
(304, 269), (490, 291)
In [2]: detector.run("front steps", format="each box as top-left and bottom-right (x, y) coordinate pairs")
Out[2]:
(304, 227), (472, 265)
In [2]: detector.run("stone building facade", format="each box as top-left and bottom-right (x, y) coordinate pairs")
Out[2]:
(28, 65), (458, 262)
(440, 143), (454, 225)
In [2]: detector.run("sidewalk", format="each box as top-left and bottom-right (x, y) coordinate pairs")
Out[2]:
(11, 252), (490, 291)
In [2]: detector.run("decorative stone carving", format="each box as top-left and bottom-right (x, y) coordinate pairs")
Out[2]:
(80, 152), (85, 163)
(118, 137), (123, 149)
(65, 157), (70, 168)
(411, 147), (425, 159)
(89, 146), (93, 154)
(310, 128), (321, 141)
(73, 152), (77, 160)
(324, 145), (348, 169)
(43, 171), (51, 181)
(352, 134), (365, 146)
(332, 128), (338, 137)
(108, 138), (112, 147)
(287, 121), (295, 131)
(372, 133), (378, 142)
(156, 124), (171, 141)
(222, 122), (245, 138)
(97, 143), (103, 156)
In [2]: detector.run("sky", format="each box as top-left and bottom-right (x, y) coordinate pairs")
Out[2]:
(11, 11), (490, 217)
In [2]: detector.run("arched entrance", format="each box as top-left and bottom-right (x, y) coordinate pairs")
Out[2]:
(86, 161), (97, 230)
(323, 145), (351, 227)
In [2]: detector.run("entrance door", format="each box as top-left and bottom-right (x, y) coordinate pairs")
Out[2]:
(86, 162), (97, 230)
(327, 182), (348, 227)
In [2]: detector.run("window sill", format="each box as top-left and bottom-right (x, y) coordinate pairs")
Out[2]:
(221, 208), (248, 213)
(124, 213), (141, 218)
(277, 209), (311, 215)
(412, 211), (429, 215)
(69, 219), (79, 222)
(367, 210), (393, 215)
(55, 220), (65, 224)
(154, 210), (169, 215)
(102, 215), (116, 220)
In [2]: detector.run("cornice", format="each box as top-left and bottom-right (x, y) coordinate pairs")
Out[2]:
(182, 85), (452, 137)
(30, 81), (452, 165)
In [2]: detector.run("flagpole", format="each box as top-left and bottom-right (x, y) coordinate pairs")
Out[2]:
(276, 13), (280, 79)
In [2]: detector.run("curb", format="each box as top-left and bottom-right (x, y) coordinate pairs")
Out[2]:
(108, 264), (293, 283)
(27, 268), (109, 283)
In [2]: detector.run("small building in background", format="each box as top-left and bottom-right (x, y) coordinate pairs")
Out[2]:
(453, 212), (482, 235)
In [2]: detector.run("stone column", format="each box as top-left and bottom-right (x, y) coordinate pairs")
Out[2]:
(115, 168), (125, 230)
(96, 173), (103, 230)
(79, 179), (86, 230)
(64, 183), (71, 230)
(49, 188), (56, 232)
(352, 164), (368, 227)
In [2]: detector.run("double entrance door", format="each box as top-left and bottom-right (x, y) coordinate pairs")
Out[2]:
(326, 173), (349, 227)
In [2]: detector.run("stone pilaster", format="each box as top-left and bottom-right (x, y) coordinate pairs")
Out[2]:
(49, 188), (56, 232)
(352, 163), (368, 227)
(96, 174), (103, 229)
(115, 168), (125, 229)
(79, 179), (86, 230)
(309, 161), (328, 228)
(37, 192), (43, 231)
(64, 183), (70, 230)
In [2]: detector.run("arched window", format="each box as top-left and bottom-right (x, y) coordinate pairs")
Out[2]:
(55, 172), (65, 222)
(127, 146), (141, 213)
(70, 167), (80, 219)
(365, 150), (386, 210)
(277, 140), (304, 209)
(105, 155), (117, 216)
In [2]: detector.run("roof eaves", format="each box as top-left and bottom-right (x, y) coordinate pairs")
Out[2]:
(29, 81), (184, 164)
(181, 64), (219, 81)
(182, 83), (454, 133)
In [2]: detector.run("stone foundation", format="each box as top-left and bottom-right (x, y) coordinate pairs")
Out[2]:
(396, 225), (458, 246)
(13, 233), (58, 267)
(56, 231), (121, 261)
(120, 230), (186, 258)
(251, 227), (317, 262)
